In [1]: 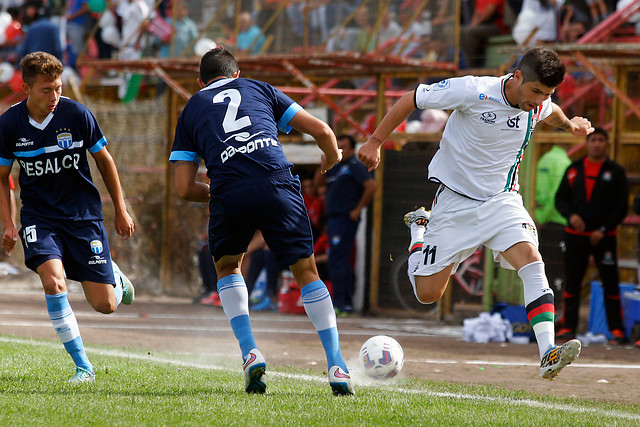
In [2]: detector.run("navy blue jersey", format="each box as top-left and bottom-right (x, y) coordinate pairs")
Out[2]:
(324, 155), (372, 216)
(0, 97), (107, 221)
(169, 78), (301, 191)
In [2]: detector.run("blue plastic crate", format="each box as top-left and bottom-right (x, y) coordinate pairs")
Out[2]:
(622, 289), (640, 339)
(588, 282), (638, 339)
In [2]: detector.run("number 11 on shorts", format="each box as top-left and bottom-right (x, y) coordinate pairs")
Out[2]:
(423, 245), (436, 265)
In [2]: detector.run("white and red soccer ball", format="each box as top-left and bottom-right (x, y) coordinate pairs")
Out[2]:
(359, 335), (404, 379)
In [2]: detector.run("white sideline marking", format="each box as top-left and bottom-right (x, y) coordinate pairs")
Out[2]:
(1, 336), (639, 422)
(417, 358), (640, 370)
(5, 319), (639, 372)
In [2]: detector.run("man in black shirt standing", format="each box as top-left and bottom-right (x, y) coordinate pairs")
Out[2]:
(555, 128), (628, 345)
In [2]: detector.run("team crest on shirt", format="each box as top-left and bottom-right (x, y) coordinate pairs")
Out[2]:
(432, 79), (450, 91)
(521, 222), (537, 237)
(90, 240), (103, 254)
(56, 130), (73, 149)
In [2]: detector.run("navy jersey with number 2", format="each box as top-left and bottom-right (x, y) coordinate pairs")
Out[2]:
(170, 77), (301, 191)
(170, 77), (314, 266)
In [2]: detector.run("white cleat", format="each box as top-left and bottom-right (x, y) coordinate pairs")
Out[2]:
(328, 366), (354, 396)
(243, 348), (266, 394)
(403, 207), (430, 228)
(68, 367), (95, 384)
(539, 339), (582, 380)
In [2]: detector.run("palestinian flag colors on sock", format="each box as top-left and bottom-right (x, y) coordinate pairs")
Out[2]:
(410, 242), (423, 254)
(526, 293), (555, 326)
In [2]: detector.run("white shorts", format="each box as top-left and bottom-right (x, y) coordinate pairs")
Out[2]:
(413, 186), (538, 277)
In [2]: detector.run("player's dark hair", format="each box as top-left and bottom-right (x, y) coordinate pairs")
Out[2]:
(337, 134), (356, 149)
(200, 47), (239, 84)
(20, 51), (63, 86)
(516, 47), (565, 88)
(587, 127), (608, 141)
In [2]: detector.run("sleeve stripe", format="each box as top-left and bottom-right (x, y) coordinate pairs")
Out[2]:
(0, 157), (13, 166)
(278, 103), (302, 134)
(169, 150), (201, 164)
(88, 137), (107, 153)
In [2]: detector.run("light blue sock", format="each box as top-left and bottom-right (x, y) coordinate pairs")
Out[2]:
(301, 280), (347, 372)
(45, 293), (93, 372)
(217, 274), (256, 359)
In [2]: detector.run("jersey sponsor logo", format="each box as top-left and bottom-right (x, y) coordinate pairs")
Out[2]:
(506, 116), (521, 128)
(480, 112), (497, 124)
(16, 138), (34, 147)
(220, 137), (279, 163)
(90, 239), (103, 254)
(88, 255), (107, 265)
(88, 255), (108, 265)
(56, 132), (73, 149)
(222, 130), (264, 143)
(18, 153), (80, 176)
(478, 93), (501, 103)
(432, 79), (450, 91)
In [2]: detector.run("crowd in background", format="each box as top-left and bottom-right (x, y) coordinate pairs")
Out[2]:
(0, 0), (635, 78)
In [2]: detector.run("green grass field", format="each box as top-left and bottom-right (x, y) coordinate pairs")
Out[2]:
(1, 336), (638, 426)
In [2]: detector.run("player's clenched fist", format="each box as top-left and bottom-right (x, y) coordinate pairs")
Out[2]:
(358, 138), (382, 172)
(2, 226), (18, 255)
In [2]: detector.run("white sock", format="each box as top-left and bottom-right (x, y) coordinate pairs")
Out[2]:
(409, 223), (426, 251)
(218, 275), (250, 320)
(518, 261), (555, 358)
(407, 250), (423, 302)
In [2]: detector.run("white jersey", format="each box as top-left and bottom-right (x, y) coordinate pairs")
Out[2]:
(415, 74), (553, 201)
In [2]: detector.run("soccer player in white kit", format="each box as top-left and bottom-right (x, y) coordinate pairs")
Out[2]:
(359, 48), (591, 380)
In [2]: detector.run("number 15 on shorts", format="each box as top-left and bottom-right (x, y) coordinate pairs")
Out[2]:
(423, 245), (436, 265)
(23, 225), (37, 249)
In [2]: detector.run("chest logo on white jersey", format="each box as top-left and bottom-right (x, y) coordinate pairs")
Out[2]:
(56, 132), (73, 149)
(479, 93), (502, 103)
(506, 116), (521, 128)
(480, 112), (497, 124)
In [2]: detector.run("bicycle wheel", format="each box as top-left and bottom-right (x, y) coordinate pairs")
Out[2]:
(391, 252), (439, 315)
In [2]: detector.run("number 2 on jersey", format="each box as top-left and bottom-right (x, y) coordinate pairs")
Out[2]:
(212, 89), (251, 133)
(423, 245), (437, 265)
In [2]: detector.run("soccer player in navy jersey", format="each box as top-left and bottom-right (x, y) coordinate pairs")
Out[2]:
(0, 52), (135, 384)
(169, 47), (354, 395)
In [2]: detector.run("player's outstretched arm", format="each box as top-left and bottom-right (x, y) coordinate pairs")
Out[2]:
(544, 103), (594, 137)
(358, 91), (416, 171)
(92, 148), (135, 240)
(0, 165), (18, 254)
(288, 109), (341, 174)
(174, 161), (210, 203)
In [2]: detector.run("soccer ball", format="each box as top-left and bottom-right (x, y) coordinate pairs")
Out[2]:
(359, 335), (404, 379)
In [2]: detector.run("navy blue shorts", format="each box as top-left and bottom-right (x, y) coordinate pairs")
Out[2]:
(209, 169), (314, 267)
(20, 218), (115, 284)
